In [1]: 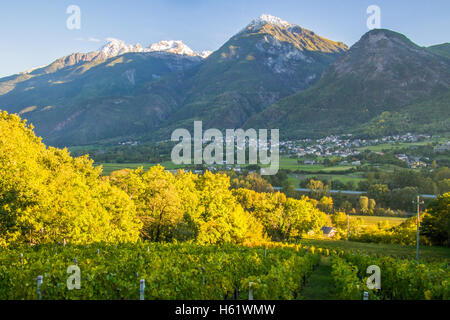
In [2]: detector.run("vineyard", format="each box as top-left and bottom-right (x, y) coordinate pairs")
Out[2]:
(0, 242), (448, 300)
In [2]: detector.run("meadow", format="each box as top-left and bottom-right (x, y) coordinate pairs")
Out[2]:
(97, 161), (179, 175)
(277, 157), (355, 172)
(353, 215), (407, 227)
(355, 136), (448, 152)
(356, 141), (432, 152)
(288, 173), (366, 187)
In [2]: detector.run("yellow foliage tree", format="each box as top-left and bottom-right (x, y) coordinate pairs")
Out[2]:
(0, 110), (141, 245)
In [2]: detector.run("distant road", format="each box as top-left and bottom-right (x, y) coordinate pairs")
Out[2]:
(272, 187), (437, 199)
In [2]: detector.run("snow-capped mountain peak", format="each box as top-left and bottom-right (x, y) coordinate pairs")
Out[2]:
(100, 38), (138, 57)
(148, 40), (195, 56)
(95, 38), (210, 59)
(247, 14), (293, 31)
(20, 38), (213, 75)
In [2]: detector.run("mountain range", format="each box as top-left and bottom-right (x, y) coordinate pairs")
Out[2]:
(0, 14), (448, 146)
(247, 28), (450, 138)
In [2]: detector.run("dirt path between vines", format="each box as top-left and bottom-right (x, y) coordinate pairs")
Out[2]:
(300, 257), (337, 300)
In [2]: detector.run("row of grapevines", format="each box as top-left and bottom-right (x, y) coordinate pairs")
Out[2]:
(240, 253), (320, 299)
(0, 242), (319, 300)
(343, 253), (450, 300)
(330, 256), (367, 300)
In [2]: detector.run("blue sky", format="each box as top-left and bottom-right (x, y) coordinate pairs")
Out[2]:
(1, 0), (449, 77)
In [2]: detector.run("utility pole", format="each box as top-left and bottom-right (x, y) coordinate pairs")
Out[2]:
(347, 213), (350, 241)
(413, 195), (424, 263)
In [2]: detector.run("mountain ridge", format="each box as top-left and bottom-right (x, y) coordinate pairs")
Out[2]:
(153, 14), (348, 138)
(0, 14), (349, 145)
(245, 28), (450, 138)
(0, 17), (449, 146)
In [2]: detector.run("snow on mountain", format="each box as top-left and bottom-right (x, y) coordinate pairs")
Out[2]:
(199, 50), (213, 58)
(21, 64), (47, 74)
(245, 14), (293, 31)
(148, 40), (195, 56)
(99, 38), (143, 57)
(20, 38), (210, 75)
(97, 38), (208, 59)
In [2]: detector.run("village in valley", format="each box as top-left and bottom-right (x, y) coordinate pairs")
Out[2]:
(280, 133), (449, 168)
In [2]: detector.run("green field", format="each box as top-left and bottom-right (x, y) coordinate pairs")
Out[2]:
(356, 136), (449, 152)
(278, 157), (355, 172)
(287, 175), (301, 187)
(287, 172), (366, 188)
(356, 141), (431, 152)
(97, 161), (181, 175)
(293, 173), (364, 184)
(354, 215), (407, 227)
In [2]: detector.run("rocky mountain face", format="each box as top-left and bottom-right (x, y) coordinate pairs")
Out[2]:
(156, 14), (348, 136)
(246, 29), (450, 138)
(0, 41), (205, 145)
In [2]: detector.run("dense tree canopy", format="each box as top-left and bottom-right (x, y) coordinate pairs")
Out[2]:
(107, 167), (267, 245)
(422, 193), (450, 246)
(233, 188), (329, 241)
(0, 111), (142, 246)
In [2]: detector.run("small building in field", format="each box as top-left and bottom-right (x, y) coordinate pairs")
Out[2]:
(321, 226), (337, 238)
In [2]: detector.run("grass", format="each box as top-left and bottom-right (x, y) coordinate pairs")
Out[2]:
(97, 163), (152, 175)
(300, 257), (337, 300)
(277, 157), (355, 172)
(287, 175), (301, 188)
(355, 136), (448, 153)
(299, 239), (450, 262)
(361, 163), (407, 173)
(354, 215), (407, 227)
(287, 172), (366, 189)
(292, 173), (365, 184)
(356, 141), (433, 152)
(96, 161), (181, 175)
